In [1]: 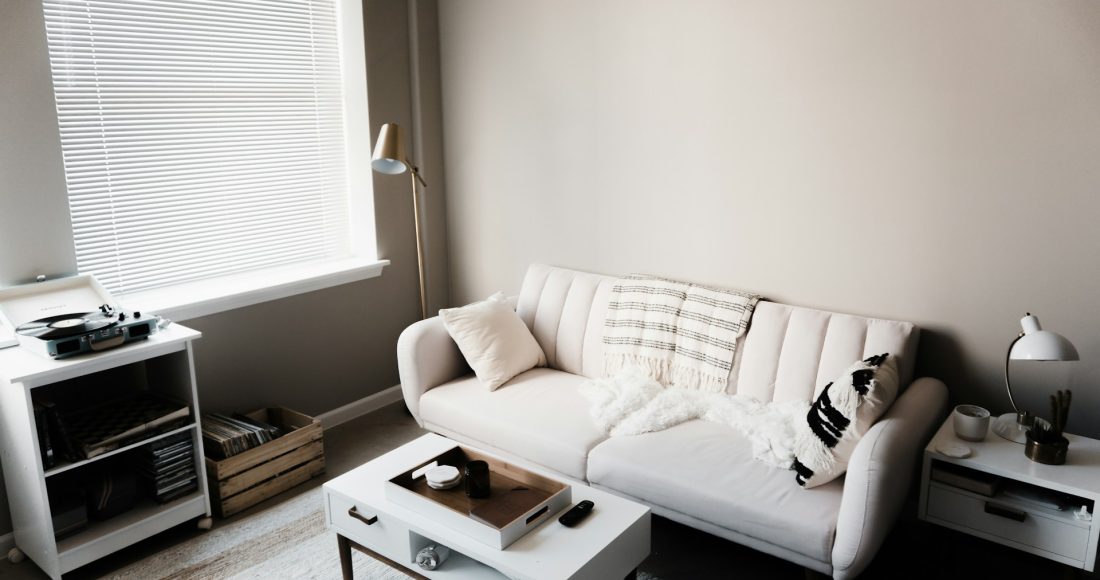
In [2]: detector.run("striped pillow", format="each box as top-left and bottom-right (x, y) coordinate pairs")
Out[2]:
(792, 353), (899, 488)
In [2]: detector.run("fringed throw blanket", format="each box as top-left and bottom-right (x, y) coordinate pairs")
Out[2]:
(603, 274), (760, 392)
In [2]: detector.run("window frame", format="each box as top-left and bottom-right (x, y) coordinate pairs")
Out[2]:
(40, 0), (384, 322)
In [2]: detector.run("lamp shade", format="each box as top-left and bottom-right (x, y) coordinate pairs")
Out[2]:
(1009, 314), (1079, 361)
(371, 123), (408, 175)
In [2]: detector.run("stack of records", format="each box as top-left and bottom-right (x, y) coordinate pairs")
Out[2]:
(201, 413), (282, 460)
(140, 433), (198, 503)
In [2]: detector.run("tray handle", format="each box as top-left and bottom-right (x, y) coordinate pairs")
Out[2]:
(525, 506), (549, 525)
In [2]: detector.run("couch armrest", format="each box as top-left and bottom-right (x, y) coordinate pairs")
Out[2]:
(396, 316), (469, 425)
(831, 377), (949, 579)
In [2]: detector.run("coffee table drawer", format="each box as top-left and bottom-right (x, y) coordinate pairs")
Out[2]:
(927, 483), (1090, 561)
(329, 492), (395, 550)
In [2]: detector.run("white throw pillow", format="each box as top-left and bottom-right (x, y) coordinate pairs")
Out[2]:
(439, 292), (546, 391)
(792, 353), (899, 488)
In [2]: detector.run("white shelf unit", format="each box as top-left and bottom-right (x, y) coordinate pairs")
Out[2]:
(0, 325), (212, 579)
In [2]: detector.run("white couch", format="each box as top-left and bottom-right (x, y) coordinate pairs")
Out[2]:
(397, 264), (948, 579)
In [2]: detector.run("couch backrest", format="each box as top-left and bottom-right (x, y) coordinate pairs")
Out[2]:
(516, 264), (617, 379)
(516, 264), (919, 401)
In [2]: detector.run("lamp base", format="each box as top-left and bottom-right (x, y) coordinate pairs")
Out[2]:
(992, 412), (1029, 444)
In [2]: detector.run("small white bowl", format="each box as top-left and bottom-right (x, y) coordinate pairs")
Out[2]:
(953, 404), (990, 442)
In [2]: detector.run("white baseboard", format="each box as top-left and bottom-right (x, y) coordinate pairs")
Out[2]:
(316, 384), (403, 429)
(0, 531), (12, 556)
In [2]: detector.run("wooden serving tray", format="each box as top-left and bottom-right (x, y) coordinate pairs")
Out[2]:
(386, 445), (571, 549)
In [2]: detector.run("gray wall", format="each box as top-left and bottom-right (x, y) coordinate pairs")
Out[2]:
(438, 1), (1100, 435)
(0, 0), (445, 541)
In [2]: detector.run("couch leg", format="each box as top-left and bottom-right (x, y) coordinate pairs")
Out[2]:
(804, 569), (829, 580)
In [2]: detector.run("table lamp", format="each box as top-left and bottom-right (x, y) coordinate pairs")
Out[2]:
(992, 313), (1079, 443)
(371, 122), (429, 319)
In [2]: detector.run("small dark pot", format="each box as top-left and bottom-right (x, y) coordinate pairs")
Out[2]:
(464, 460), (491, 498)
(1025, 433), (1069, 465)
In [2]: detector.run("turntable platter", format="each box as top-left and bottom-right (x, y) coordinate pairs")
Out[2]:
(50, 317), (88, 329)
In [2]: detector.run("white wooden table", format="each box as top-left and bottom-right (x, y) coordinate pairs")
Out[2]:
(918, 417), (1100, 571)
(324, 434), (651, 579)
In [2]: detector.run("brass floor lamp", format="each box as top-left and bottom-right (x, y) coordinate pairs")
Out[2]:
(371, 123), (429, 319)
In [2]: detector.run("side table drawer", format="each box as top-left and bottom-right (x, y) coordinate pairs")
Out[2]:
(927, 483), (1089, 561)
(328, 492), (395, 551)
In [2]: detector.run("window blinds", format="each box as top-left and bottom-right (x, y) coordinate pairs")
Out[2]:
(42, 0), (352, 295)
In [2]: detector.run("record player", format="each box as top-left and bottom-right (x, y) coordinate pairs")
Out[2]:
(0, 275), (160, 360)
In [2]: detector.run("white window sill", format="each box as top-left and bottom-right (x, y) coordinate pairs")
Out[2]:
(119, 257), (389, 322)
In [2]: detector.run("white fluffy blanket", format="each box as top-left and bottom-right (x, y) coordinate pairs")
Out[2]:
(580, 369), (809, 469)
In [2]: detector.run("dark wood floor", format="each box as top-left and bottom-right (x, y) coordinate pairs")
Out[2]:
(0, 402), (1094, 579)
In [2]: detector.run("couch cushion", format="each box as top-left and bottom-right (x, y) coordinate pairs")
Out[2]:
(587, 420), (843, 563)
(516, 264), (616, 378)
(419, 368), (608, 480)
(732, 302), (919, 403)
(515, 265), (920, 399)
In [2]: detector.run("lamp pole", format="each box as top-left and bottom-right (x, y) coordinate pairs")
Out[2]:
(410, 168), (427, 320)
(371, 122), (430, 320)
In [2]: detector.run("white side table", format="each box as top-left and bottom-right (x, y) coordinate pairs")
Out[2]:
(918, 417), (1100, 571)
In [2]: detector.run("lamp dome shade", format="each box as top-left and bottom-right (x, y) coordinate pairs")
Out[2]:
(1009, 314), (1080, 361)
(371, 123), (408, 175)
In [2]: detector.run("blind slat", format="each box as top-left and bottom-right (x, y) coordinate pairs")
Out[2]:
(44, 0), (353, 295)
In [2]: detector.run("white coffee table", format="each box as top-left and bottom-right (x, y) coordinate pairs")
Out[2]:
(323, 434), (651, 579)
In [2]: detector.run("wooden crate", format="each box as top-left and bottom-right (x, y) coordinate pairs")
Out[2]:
(205, 407), (325, 517)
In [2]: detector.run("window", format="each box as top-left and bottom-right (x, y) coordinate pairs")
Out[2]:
(41, 0), (376, 303)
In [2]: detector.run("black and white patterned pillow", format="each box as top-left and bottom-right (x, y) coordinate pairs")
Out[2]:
(792, 353), (899, 488)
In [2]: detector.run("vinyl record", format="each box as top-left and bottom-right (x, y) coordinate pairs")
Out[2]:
(16, 312), (115, 340)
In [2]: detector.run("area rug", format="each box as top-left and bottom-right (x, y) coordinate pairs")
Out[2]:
(103, 488), (407, 579)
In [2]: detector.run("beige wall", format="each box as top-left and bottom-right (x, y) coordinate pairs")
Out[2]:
(0, 0), (444, 541)
(439, 1), (1100, 435)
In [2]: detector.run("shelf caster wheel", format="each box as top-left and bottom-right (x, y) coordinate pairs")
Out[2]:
(197, 517), (213, 530)
(7, 547), (24, 564)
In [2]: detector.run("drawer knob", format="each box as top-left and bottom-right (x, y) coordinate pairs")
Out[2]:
(348, 506), (378, 526)
(984, 502), (1026, 522)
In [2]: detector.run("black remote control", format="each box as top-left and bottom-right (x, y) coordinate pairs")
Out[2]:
(558, 500), (594, 527)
